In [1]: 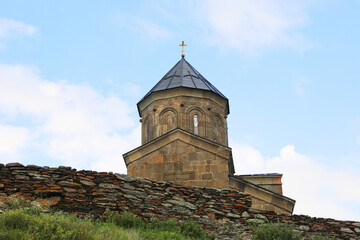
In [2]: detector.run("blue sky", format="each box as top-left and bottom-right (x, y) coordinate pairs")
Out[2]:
(0, 0), (359, 221)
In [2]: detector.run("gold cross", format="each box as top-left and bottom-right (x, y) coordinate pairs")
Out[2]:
(179, 41), (187, 57)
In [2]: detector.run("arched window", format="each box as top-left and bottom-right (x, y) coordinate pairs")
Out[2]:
(194, 114), (198, 135)
(147, 120), (151, 142)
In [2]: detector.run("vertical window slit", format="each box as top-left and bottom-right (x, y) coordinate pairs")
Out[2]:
(147, 120), (150, 142)
(194, 114), (198, 135)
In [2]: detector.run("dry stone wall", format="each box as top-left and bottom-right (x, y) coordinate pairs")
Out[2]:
(0, 162), (359, 239)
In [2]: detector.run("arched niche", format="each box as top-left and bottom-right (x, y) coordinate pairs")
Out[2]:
(212, 114), (224, 144)
(142, 116), (152, 144)
(159, 108), (178, 135)
(186, 107), (206, 136)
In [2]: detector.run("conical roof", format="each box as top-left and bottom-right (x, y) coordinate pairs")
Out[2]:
(139, 57), (228, 102)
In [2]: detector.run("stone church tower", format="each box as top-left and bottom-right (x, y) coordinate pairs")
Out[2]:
(123, 47), (295, 214)
(123, 56), (233, 188)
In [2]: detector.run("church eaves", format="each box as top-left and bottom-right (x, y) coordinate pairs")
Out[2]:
(138, 57), (229, 113)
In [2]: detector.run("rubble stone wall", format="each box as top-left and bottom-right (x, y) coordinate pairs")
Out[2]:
(0, 163), (359, 239)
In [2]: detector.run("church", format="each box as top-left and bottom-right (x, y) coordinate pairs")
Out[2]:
(123, 42), (295, 214)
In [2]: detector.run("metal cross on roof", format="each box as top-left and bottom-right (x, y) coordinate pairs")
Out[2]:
(179, 41), (187, 57)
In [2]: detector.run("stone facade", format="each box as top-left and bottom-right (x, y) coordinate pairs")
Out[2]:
(139, 88), (229, 146)
(229, 176), (295, 214)
(124, 128), (231, 188)
(237, 174), (283, 194)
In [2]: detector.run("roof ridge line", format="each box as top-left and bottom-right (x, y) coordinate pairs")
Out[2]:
(180, 57), (185, 80)
(141, 59), (181, 99)
(188, 69), (196, 88)
(166, 70), (176, 89)
(137, 57), (230, 116)
(184, 58), (227, 99)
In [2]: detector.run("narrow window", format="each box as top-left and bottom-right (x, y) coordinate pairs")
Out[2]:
(194, 114), (198, 135)
(147, 120), (150, 142)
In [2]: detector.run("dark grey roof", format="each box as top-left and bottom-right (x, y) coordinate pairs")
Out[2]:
(139, 57), (228, 103)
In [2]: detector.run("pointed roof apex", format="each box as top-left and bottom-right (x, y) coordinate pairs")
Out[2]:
(139, 57), (228, 103)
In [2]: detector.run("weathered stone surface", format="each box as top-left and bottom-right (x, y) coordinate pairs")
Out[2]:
(5, 162), (24, 167)
(206, 208), (225, 216)
(58, 181), (81, 188)
(124, 194), (138, 200)
(0, 163), (359, 240)
(63, 187), (77, 193)
(98, 183), (121, 190)
(162, 203), (172, 208)
(15, 175), (30, 180)
(353, 222), (360, 227)
(121, 189), (147, 197)
(167, 199), (197, 210)
(27, 172), (49, 180)
(241, 211), (250, 218)
(137, 88), (229, 146)
(80, 180), (96, 186)
(255, 214), (268, 221)
(226, 213), (240, 218)
(31, 201), (41, 208)
(122, 183), (136, 190)
(341, 227), (354, 234)
(125, 132), (231, 189)
(246, 218), (265, 224)
(298, 225), (310, 231)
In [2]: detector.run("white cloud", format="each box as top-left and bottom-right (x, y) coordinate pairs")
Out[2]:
(0, 124), (29, 161)
(0, 18), (37, 48)
(117, 15), (172, 40)
(232, 145), (265, 173)
(232, 143), (360, 221)
(197, 0), (309, 54)
(0, 63), (139, 173)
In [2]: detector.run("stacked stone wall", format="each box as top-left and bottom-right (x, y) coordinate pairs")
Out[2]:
(0, 163), (359, 239)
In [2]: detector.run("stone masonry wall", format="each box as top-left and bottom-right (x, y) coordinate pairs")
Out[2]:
(139, 88), (229, 146)
(0, 163), (359, 239)
(127, 138), (230, 188)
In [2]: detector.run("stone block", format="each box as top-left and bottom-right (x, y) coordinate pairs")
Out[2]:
(171, 154), (178, 161)
(196, 165), (205, 173)
(165, 163), (174, 171)
(174, 162), (183, 171)
(218, 164), (228, 172)
(202, 173), (212, 180)
(188, 152), (198, 161)
(210, 165), (218, 172)
(154, 154), (164, 163)
(188, 171), (196, 180)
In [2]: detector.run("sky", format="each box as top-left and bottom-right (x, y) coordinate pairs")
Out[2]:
(0, 0), (359, 221)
